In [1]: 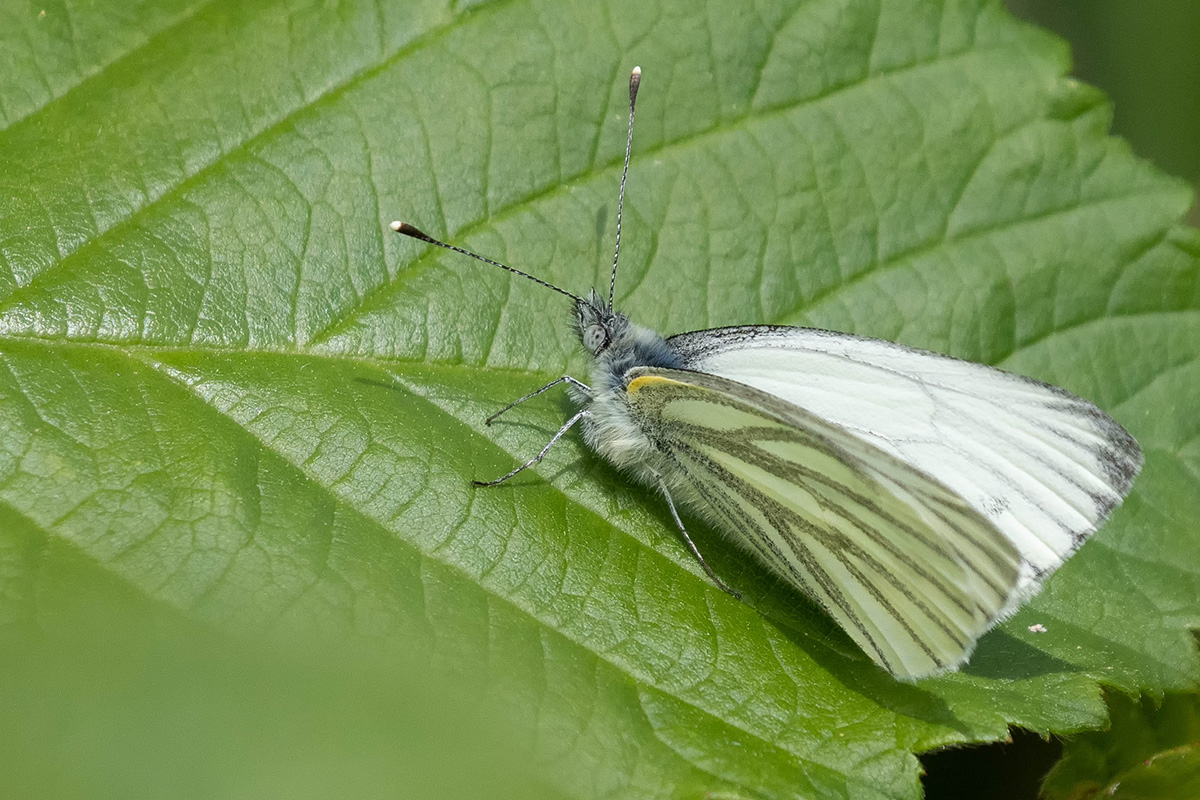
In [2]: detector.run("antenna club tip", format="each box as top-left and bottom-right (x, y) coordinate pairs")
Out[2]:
(390, 220), (429, 239)
(632, 65), (641, 77)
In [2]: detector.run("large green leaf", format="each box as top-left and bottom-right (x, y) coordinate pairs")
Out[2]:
(1, 0), (1197, 797)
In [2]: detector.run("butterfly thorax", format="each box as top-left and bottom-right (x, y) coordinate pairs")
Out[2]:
(572, 289), (682, 480)
(573, 290), (682, 393)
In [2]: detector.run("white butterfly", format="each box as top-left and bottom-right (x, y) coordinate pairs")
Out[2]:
(391, 67), (1142, 680)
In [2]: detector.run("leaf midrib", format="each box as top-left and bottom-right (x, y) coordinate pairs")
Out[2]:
(2, 302), (1196, 403)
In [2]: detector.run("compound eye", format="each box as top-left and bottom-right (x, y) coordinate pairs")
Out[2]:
(584, 325), (609, 354)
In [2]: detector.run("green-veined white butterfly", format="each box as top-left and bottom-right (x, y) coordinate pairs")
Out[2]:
(390, 67), (1142, 680)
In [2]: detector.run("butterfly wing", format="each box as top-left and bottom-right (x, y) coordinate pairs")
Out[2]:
(667, 326), (1143, 599)
(624, 367), (1022, 678)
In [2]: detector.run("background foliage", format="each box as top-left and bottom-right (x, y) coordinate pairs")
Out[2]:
(1006, 0), (1200, 228)
(0, 1), (1197, 797)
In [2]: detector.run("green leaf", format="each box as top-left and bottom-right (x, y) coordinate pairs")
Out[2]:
(1103, 746), (1200, 800)
(1042, 693), (1200, 800)
(1, 0), (1197, 797)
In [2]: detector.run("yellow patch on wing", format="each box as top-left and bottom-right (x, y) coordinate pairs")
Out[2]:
(626, 374), (690, 395)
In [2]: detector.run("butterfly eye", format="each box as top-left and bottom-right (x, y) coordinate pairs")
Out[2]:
(584, 325), (609, 354)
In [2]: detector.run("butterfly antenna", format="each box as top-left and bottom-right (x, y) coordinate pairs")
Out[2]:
(608, 66), (641, 310)
(390, 221), (583, 303)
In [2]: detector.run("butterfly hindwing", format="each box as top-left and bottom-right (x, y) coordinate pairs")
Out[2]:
(624, 367), (1022, 678)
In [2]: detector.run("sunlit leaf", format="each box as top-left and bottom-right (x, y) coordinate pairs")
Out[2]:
(2, 1), (1198, 797)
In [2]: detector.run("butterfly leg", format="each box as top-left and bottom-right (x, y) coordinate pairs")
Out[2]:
(474, 409), (591, 487)
(654, 475), (742, 599)
(485, 376), (592, 425)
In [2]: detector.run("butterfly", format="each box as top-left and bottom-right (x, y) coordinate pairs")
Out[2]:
(390, 67), (1143, 679)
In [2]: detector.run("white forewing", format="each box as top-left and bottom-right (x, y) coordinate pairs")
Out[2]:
(624, 367), (1022, 678)
(668, 326), (1143, 599)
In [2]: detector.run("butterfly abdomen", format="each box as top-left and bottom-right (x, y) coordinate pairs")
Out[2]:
(580, 389), (668, 486)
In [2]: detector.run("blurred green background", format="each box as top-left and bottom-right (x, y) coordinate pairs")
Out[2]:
(1006, 0), (1200, 227)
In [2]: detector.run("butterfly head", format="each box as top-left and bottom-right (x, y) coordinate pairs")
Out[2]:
(573, 289), (681, 389)
(574, 289), (628, 357)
